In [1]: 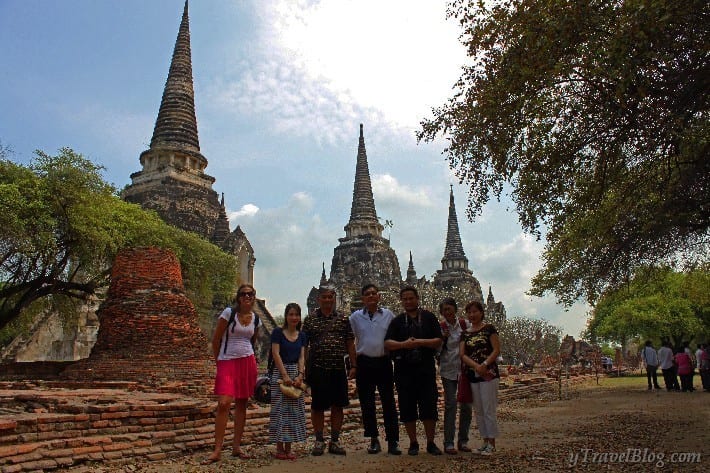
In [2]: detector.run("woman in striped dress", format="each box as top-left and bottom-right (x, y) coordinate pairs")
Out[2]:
(269, 303), (308, 459)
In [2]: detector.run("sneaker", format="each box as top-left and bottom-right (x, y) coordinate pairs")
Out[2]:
(328, 441), (346, 455)
(473, 443), (488, 455)
(311, 440), (325, 456)
(408, 442), (419, 456)
(367, 438), (382, 454)
(457, 443), (472, 453)
(426, 442), (443, 455)
(480, 444), (496, 456)
(387, 441), (402, 455)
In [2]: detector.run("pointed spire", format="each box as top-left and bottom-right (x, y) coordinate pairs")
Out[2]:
(319, 263), (328, 286)
(149, 0), (202, 157)
(344, 124), (383, 238)
(406, 251), (418, 285)
(442, 185), (468, 263)
(487, 285), (495, 306)
(211, 191), (230, 244)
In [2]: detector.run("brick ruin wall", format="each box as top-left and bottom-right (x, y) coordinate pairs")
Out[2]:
(60, 247), (214, 392)
(0, 374), (598, 472)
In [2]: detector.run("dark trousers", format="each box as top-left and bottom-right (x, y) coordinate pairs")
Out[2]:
(700, 369), (710, 391)
(661, 367), (680, 391)
(646, 365), (660, 389)
(355, 355), (399, 442)
(679, 373), (693, 392)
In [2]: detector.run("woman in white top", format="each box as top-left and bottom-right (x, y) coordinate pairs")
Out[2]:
(204, 284), (259, 464)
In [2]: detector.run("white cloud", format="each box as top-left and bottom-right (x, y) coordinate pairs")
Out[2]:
(266, 0), (466, 127)
(228, 203), (260, 221)
(372, 173), (433, 208)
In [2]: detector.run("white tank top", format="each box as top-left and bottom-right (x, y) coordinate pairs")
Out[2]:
(217, 308), (255, 361)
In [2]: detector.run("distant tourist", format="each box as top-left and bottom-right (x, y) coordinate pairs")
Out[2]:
(674, 347), (693, 392)
(384, 286), (444, 456)
(302, 285), (357, 456)
(204, 284), (260, 464)
(437, 297), (473, 454)
(657, 340), (679, 391)
(640, 340), (661, 390)
(461, 300), (501, 455)
(269, 303), (308, 460)
(698, 344), (710, 392)
(349, 284), (401, 455)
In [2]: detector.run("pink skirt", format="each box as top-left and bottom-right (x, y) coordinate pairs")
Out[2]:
(214, 355), (257, 399)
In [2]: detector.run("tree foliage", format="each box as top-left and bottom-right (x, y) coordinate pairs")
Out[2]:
(419, 0), (709, 305)
(584, 266), (709, 347)
(497, 316), (562, 366)
(0, 148), (237, 333)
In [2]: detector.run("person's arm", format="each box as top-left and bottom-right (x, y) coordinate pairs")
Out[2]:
(212, 317), (228, 360)
(478, 333), (501, 375)
(411, 313), (443, 350)
(414, 337), (443, 349)
(294, 344), (306, 387)
(347, 338), (357, 379)
(460, 339), (474, 369)
(272, 340), (292, 385)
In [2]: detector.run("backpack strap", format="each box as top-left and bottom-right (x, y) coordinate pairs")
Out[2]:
(222, 306), (239, 355)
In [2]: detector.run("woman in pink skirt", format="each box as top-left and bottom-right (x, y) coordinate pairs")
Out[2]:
(204, 284), (259, 464)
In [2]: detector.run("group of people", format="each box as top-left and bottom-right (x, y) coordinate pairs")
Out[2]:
(203, 283), (502, 463)
(640, 340), (710, 392)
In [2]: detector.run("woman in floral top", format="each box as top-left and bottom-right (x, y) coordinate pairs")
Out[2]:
(460, 300), (501, 455)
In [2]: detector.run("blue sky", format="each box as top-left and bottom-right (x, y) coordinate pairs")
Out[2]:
(0, 0), (589, 336)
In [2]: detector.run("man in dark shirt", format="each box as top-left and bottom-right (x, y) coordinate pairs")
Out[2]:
(384, 286), (443, 456)
(302, 285), (357, 456)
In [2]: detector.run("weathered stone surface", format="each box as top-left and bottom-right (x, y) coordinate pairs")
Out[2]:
(60, 247), (214, 388)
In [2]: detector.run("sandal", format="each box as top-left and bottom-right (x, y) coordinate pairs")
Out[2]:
(445, 446), (458, 455)
(286, 452), (297, 460)
(274, 452), (290, 460)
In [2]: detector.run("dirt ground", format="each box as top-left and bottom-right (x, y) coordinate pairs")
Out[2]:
(67, 377), (709, 472)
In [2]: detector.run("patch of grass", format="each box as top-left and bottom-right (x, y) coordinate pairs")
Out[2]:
(597, 374), (647, 388)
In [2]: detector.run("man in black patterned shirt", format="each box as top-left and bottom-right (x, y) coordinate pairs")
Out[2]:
(303, 285), (357, 456)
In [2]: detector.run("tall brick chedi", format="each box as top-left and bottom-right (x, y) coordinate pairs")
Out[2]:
(62, 247), (213, 386)
(121, 1), (254, 285)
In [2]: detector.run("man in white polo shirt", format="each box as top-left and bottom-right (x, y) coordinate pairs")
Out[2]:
(350, 283), (401, 455)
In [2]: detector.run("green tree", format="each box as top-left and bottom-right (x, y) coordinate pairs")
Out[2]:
(498, 316), (562, 366)
(0, 148), (237, 333)
(419, 0), (709, 306)
(585, 266), (709, 347)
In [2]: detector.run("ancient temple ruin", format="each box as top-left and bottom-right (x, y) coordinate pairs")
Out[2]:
(432, 186), (484, 299)
(121, 1), (254, 286)
(61, 247), (214, 388)
(308, 125), (506, 321)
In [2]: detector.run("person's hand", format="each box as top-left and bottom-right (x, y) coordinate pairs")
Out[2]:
(283, 376), (293, 386)
(293, 376), (302, 388)
(348, 367), (357, 380)
(475, 363), (488, 376)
